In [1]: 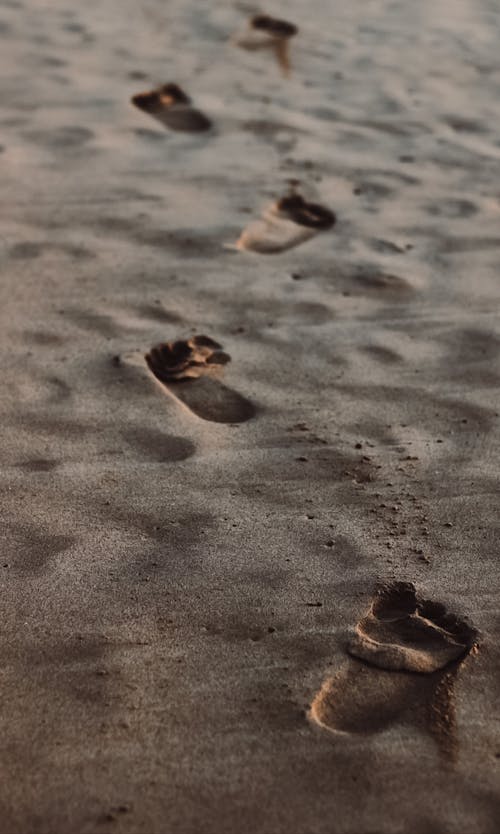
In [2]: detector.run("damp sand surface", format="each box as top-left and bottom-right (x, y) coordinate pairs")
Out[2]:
(1, 1), (500, 832)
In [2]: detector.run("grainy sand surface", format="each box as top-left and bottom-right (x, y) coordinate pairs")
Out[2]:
(1, 1), (500, 832)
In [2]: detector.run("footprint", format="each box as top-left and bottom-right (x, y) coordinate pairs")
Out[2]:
(145, 335), (256, 424)
(348, 582), (477, 673)
(234, 188), (335, 254)
(310, 582), (477, 760)
(233, 14), (298, 75)
(131, 83), (211, 133)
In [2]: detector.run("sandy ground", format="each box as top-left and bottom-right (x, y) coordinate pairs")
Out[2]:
(1, 0), (500, 831)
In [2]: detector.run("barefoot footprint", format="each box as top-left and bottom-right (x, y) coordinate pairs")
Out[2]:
(234, 188), (336, 254)
(233, 14), (298, 75)
(145, 335), (256, 424)
(310, 582), (477, 759)
(349, 581), (477, 673)
(131, 83), (212, 133)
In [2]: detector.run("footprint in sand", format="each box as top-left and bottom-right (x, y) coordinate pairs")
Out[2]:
(349, 581), (476, 673)
(145, 335), (256, 424)
(234, 187), (335, 254)
(131, 83), (211, 133)
(310, 582), (477, 759)
(233, 14), (298, 76)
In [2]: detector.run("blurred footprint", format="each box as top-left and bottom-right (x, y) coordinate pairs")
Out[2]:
(145, 335), (256, 424)
(233, 13), (298, 76)
(234, 188), (335, 254)
(131, 83), (211, 133)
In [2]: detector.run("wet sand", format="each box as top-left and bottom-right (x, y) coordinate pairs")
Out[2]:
(1, 1), (500, 832)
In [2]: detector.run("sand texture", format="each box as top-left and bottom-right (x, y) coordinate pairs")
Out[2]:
(1, 0), (500, 832)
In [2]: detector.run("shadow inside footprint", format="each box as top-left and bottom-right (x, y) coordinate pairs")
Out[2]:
(310, 582), (477, 760)
(349, 581), (477, 673)
(131, 83), (211, 133)
(145, 335), (256, 424)
(235, 188), (335, 254)
(234, 14), (298, 75)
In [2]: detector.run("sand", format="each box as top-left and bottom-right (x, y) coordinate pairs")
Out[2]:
(1, 0), (500, 831)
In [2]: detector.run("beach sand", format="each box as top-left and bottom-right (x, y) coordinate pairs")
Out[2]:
(1, 0), (499, 831)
